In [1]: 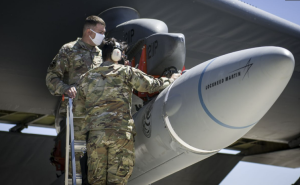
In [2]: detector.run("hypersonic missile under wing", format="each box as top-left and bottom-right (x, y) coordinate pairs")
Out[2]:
(129, 46), (294, 185)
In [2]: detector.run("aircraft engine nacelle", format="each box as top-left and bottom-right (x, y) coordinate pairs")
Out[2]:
(99, 7), (168, 47)
(99, 7), (185, 76)
(107, 18), (168, 47)
(128, 33), (185, 76)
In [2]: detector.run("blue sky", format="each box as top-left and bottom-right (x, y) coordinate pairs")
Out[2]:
(221, 0), (300, 184)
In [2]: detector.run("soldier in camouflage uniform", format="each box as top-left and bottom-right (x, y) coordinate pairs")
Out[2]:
(46, 15), (106, 175)
(74, 38), (181, 185)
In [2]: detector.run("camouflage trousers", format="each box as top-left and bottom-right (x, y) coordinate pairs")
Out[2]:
(87, 129), (135, 185)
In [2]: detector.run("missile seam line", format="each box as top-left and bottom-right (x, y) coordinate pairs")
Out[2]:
(198, 58), (257, 129)
(129, 152), (185, 182)
(163, 80), (219, 154)
(164, 116), (219, 154)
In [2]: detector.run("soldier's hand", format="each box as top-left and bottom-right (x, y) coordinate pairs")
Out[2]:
(124, 60), (130, 66)
(170, 73), (181, 81)
(65, 87), (77, 99)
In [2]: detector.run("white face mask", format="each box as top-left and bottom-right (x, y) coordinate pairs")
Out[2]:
(89, 29), (105, 46)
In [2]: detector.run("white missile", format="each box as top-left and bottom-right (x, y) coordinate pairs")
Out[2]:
(129, 46), (294, 185)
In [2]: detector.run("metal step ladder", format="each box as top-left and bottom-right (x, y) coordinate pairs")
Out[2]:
(65, 97), (86, 185)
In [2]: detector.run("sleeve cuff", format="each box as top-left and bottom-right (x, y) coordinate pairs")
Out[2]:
(61, 85), (71, 95)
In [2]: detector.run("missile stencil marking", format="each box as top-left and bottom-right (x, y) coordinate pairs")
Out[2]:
(124, 29), (134, 44)
(148, 40), (158, 59)
(205, 58), (253, 90)
(205, 71), (241, 90)
(142, 101), (154, 138)
(230, 58), (253, 79)
(199, 58), (257, 129)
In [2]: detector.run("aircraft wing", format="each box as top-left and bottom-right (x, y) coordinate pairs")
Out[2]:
(0, 0), (299, 182)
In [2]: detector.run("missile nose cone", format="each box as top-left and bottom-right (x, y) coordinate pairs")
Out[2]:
(130, 47), (295, 184)
(199, 47), (295, 130)
(260, 47), (294, 80)
(163, 47), (294, 152)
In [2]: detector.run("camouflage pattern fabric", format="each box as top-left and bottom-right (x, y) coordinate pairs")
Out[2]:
(72, 104), (86, 176)
(46, 37), (102, 133)
(74, 117), (87, 141)
(69, 118), (87, 176)
(46, 38), (102, 176)
(87, 130), (134, 185)
(46, 37), (102, 96)
(74, 60), (175, 184)
(74, 60), (174, 136)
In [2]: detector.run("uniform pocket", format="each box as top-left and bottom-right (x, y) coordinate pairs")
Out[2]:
(116, 157), (134, 178)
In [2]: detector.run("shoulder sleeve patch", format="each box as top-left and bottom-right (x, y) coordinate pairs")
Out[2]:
(48, 60), (57, 70)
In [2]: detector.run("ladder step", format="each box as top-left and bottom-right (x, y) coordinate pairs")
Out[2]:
(69, 140), (86, 153)
(73, 117), (85, 118)
(68, 174), (82, 185)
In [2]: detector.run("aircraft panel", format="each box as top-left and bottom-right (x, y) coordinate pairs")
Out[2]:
(243, 148), (300, 168)
(153, 153), (243, 185)
(0, 132), (56, 185)
(0, 0), (299, 115)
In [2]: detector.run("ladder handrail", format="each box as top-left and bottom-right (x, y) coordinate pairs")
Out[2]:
(65, 97), (77, 185)
(69, 98), (77, 185)
(65, 99), (70, 185)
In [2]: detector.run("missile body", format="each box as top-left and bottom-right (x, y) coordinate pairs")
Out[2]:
(129, 46), (294, 185)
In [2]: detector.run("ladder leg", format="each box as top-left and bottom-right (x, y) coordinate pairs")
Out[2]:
(65, 102), (70, 185)
(69, 98), (77, 185)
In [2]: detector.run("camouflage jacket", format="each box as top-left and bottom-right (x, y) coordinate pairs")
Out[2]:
(46, 38), (103, 96)
(74, 61), (175, 135)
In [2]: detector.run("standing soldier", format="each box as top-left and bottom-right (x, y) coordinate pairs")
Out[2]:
(46, 15), (106, 176)
(74, 38), (181, 185)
